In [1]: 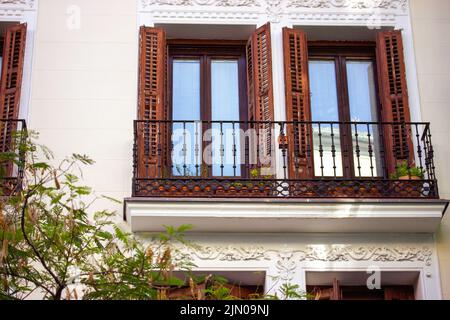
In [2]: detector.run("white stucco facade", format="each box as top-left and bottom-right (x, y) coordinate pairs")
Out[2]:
(1, 0), (448, 299)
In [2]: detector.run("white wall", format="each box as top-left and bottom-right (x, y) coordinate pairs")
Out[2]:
(23, 0), (449, 299)
(409, 0), (450, 300)
(28, 0), (138, 217)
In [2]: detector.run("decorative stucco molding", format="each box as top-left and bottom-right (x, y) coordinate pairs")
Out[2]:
(142, 0), (406, 10)
(175, 245), (271, 262)
(140, 0), (408, 25)
(0, 0), (37, 22)
(0, 0), (35, 9)
(295, 245), (433, 266)
(144, 0), (259, 6)
(287, 0), (407, 10)
(175, 245), (433, 266)
(275, 250), (297, 281)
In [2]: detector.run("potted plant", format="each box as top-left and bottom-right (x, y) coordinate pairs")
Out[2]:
(390, 161), (424, 180)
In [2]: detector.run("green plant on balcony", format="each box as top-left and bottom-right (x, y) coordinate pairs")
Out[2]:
(390, 161), (424, 180)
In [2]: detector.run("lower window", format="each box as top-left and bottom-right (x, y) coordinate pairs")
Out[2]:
(306, 271), (418, 300)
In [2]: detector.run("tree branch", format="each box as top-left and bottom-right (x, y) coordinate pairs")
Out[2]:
(20, 189), (65, 296)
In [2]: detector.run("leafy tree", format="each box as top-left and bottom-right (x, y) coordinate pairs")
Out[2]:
(0, 131), (193, 300)
(0, 131), (310, 300)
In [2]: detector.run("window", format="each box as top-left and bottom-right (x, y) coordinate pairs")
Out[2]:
(306, 272), (419, 300)
(169, 44), (247, 177)
(283, 28), (413, 181)
(136, 25), (274, 181)
(136, 25), (413, 186)
(308, 43), (382, 178)
(0, 23), (27, 179)
(169, 271), (265, 300)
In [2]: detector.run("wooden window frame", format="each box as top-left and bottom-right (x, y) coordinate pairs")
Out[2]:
(308, 41), (384, 179)
(167, 41), (249, 178)
(307, 283), (415, 300)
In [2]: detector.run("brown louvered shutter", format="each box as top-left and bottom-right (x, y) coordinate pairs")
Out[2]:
(384, 286), (415, 300)
(376, 30), (414, 175)
(282, 27), (313, 179)
(0, 23), (27, 156)
(314, 278), (342, 300)
(246, 23), (275, 170)
(138, 26), (166, 178)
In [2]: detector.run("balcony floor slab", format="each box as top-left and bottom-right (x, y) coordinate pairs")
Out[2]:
(124, 198), (449, 233)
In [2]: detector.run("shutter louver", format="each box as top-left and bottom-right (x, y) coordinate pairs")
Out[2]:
(0, 23), (27, 154)
(376, 30), (414, 175)
(246, 23), (275, 172)
(384, 287), (415, 300)
(282, 27), (313, 179)
(313, 278), (342, 300)
(138, 26), (166, 178)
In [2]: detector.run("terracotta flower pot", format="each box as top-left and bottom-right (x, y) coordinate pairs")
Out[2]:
(399, 175), (421, 180)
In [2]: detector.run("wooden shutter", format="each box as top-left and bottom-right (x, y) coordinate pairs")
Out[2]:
(283, 27), (313, 179)
(138, 26), (166, 178)
(314, 279), (342, 300)
(376, 30), (414, 175)
(384, 286), (415, 300)
(0, 23), (27, 154)
(246, 23), (275, 170)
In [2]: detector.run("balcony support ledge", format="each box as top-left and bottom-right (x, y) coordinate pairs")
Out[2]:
(124, 198), (448, 233)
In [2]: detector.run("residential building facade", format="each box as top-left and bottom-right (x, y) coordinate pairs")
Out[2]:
(1, 0), (449, 299)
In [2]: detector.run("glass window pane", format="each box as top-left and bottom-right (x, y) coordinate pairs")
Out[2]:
(172, 59), (201, 176)
(309, 60), (343, 177)
(211, 60), (241, 177)
(346, 61), (381, 177)
(172, 59), (201, 121)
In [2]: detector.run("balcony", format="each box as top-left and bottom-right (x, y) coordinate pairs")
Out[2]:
(127, 119), (447, 233)
(132, 120), (439, 199)
(0, 119), (27, 196)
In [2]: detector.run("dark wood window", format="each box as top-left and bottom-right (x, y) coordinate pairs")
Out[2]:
(0, 23), (27, 178)
(168, 42), (248, 178)
(308, 282), (415, 300)
(308, 42), (382, 178)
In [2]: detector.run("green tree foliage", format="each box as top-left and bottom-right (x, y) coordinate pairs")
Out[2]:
(0, 131), (193, 300)
(0, 131), (309, 300)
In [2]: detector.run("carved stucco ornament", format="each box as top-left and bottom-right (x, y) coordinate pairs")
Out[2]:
(287, 0), (407, 10)
(297, 245), (433, 266)
(144, 0), (260, 6)
(0, 0), (35, 7)
(175, 245), (433, 266)
(143, 0), (407, 10)
(174, 245), (271, 262)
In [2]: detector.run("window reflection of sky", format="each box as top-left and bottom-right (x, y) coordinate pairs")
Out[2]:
(347, 61), (378, 123)
(309, 60), (339, 122)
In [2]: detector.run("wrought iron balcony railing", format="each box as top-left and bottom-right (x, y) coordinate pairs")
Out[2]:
(0, 119), (27, 196)
(133, 120), (438, 199)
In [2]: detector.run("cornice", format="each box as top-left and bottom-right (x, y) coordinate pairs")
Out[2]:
(0, 0), (36, 19)
(143, 0), (260, 6)
(140, 0), (409, 25)
(287, 0), (407, 10)
(0, 0), (35, 9)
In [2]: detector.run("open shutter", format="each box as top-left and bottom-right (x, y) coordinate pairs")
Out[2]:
(137, 26), (166, 178)
(0, 23), (27, 154)
(282, 27), (313, 179)
(376, 30), (414, 176)
(313, 278), (342, 300)
(246, 23), (275, 172)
